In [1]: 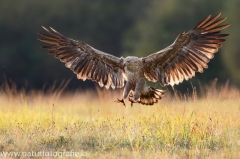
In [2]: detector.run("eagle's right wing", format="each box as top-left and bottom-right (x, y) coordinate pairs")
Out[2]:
(142, 13), (230, 86)
(38, 27), (125, 89)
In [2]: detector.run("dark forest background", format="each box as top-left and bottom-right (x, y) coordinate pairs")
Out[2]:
(0, 0), (239, 92)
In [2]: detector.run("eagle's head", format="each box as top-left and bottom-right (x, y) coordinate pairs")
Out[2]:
(123, 56), (142, 72)
(123, 56), (141, 66)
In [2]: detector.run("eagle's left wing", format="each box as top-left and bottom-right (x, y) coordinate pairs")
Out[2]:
(142, 13), (230, 86)
(38, 27), (125, 89)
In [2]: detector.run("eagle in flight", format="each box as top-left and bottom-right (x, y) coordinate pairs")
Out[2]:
(38, 13), (229, 106)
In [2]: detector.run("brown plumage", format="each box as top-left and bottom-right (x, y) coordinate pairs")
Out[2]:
(38, 13), (230, 106)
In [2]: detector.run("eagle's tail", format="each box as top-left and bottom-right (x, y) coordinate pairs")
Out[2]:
(129, 87), (165, 106)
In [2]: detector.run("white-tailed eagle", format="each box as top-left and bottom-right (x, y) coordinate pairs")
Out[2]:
(38, 13), (230, 106)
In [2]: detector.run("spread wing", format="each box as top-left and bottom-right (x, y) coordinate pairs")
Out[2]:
(142, 13), (230, 86)
(38, 27), (125, 89)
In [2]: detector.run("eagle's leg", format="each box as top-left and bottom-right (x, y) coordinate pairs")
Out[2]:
(123, 81), (132, 99)
(115, 98), (126, 106)
(115, 82), (131, 107)
(128, 98), (138, 107)
(133, 78), (145, 101)
(128, 78), (145, 107)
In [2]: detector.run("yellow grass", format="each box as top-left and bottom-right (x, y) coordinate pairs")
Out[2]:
(0, 81), (240, 158)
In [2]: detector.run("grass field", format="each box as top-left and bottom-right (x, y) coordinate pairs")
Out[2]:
(0, 81), (240, 158)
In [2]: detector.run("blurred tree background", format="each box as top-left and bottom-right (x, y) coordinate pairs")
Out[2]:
(0, 0), (239, 92)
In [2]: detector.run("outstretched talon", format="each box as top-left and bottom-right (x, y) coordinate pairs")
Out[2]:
(115, 98), (126, 106)
(128, 98), (137, 107)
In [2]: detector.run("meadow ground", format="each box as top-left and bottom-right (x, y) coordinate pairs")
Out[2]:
(0, 81), (240, 159)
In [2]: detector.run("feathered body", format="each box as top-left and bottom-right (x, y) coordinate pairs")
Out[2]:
(38, 13), (229, 106)
(122, 56), (164, 105)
